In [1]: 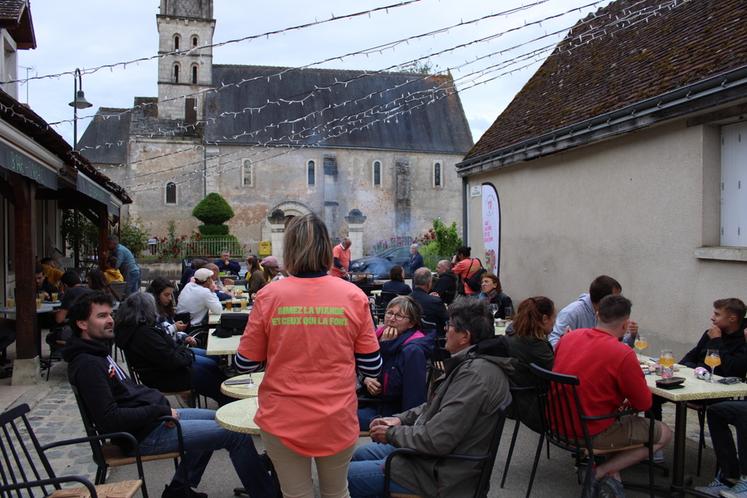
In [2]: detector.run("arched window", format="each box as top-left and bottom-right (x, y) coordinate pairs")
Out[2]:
(173, 64), (180, 83)
(372, 160), (382, 186)
(433, 161), (443, 188)
(242, 159), (253, 187)
(192, 35), (199, 47)
(307, 160), (315, 186)
(173, 34), (180, 51)
(191, 64), (198, 84)
(165, 182), (177, 205)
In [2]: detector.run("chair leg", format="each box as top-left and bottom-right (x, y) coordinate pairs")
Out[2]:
(546, 436), (551, 459)
(500, 420), (521, 488)
(173, 457), (179, 472)
(526, 433), (544, 498)
(696, 408), (706, 477)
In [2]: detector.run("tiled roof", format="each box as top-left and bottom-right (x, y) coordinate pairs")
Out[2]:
(464, 0), (747, 162)
(0, 0), (25, 22)
(78, 108), (131, 165)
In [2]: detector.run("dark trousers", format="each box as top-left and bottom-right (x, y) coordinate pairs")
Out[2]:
(707, 400), (747, 479)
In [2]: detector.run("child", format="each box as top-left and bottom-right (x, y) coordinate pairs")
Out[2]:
(103, 256), (124, 283)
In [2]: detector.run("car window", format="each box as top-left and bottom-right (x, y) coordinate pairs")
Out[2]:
(393, 247), (409, 259)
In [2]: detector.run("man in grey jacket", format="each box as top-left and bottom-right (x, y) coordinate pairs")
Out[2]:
(348, 298), (513, 498)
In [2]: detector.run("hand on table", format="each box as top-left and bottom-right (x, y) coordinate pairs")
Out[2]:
(707, 324), (722, 339)
(363, 377), (382, 396)
(369, 417), (401, 443)
(380, 326), (399, 341)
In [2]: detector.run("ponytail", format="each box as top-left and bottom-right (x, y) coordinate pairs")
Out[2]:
(513, 296), (554, 340)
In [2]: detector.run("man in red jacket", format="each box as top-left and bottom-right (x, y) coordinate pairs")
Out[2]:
(554, 294), (672, 493)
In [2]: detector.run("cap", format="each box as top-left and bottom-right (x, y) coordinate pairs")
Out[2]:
(261, 256), (279, 268)
(194, 268), (214, 282)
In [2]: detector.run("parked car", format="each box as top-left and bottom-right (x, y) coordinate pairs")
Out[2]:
(349, 246), (412, 279)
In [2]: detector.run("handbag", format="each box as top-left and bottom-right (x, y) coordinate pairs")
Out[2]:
(212, 312), (249, 338)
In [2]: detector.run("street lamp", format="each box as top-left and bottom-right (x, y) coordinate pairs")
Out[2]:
(68, 68), (92, 150)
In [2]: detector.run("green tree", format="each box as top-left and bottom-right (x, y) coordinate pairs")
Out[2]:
(192, 192), (234, 227)
(119, 217), (148, 256)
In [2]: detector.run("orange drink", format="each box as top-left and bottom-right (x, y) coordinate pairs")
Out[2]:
(704, 355), (721, 369)
(634, 336), (648, 351)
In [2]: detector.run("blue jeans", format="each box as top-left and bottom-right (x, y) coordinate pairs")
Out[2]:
(138, 408), (277, 497)
(347, 444), (414, 498)
(189, 349), (232, 405)
(124, 269), (141, 296)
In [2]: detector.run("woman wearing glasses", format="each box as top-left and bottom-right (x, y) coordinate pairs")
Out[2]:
(358, 295), (434, 430)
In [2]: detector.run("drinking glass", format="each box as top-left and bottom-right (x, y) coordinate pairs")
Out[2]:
(704, 349), (721, 382)
(488, 304), (498, 317)
(659, 349), (675, 378)
(505, 305), (514, 319)
(634, 334), (648, 352)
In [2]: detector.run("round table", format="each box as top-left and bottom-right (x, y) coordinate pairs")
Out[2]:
(220, 373), (264, 399)
(216, 398), (261, 435)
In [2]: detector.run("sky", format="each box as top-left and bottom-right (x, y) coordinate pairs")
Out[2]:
(18, 0), (613, 146)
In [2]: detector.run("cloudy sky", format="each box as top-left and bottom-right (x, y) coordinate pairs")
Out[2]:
(18, 0), (613, 145)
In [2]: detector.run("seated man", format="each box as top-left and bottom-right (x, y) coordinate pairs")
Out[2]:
(35, 264), (58, 300)
(410, 267), (448, 334)
(40, 256), (64, 288)
(214, 250), (241, 276)
(431, 259), (457, 305)
(47, 270), (90, 348)
(549, 274), (638, 348)
(697, 400), (747, 497)
(347, 298), (513, 498)
(205, 263), (233, 300)
(63, 291), (278, 498)
(554, 295), (672, 494)
(680, 298), (747, 378)
(175, 268), (223, 327)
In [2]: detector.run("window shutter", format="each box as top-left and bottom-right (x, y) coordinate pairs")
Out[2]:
(721, 122), (747, 246)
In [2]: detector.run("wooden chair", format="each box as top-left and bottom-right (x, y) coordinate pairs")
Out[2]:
(529, 364), (656, 498)
(70, 384), (184, 495)
(383, 408), (507, 498)
(0, 403), (144, 498)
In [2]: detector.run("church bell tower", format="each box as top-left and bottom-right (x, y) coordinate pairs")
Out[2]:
(156, 0), (214, 121)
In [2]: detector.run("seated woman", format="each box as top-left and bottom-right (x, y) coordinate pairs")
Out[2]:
(358, 295), (433, 430)
(478, 273), (513, 318)
(506, 296), (555, 433)
(381, 265), (411, 296)
(114, 292), (232, 406)
(246, 255), (265, 297)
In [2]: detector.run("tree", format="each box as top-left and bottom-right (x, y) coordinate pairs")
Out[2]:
(119, 218), (148, 256)
(192, 192), (234, 236)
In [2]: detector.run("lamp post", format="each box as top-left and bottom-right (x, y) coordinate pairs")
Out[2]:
(68, 68), (92, 150)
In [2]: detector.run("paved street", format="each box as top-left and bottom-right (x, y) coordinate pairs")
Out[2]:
(1, 352), (721, 498)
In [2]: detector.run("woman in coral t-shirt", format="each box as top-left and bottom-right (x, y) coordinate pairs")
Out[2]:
(236, 214), (381, 498)
(452, 246), (481, 296)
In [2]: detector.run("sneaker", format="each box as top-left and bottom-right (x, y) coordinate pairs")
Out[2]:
(722, 479), (747, 498)
(695, 479), (731, 497)
(651, 449), (665, 463)
(598, 476), (626, 498)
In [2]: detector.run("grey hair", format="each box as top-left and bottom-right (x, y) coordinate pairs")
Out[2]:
(437, 259), (452, 270)
(411, 243), (419, 249)
(413, 267), (432, 287)
(387, 295), (422, 329)
(115, 292), (158, 331)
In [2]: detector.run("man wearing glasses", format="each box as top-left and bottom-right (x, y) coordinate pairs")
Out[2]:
(347, 298), (513, 497)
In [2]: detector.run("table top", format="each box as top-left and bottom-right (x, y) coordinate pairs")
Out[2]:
(639, 355), (747, 402)
(220, 372), (264, 399)
(216, 397), (260, 435)
(206, 333), (241, 356)
(0, 302), (60, 314)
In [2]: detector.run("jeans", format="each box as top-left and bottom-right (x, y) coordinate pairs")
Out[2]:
(347, 444), (414, 498)
(138, 408), (277, 497)
(707, 400), (747, 479)
(124, 269), (141, 296)
(189, 349), (232, 405)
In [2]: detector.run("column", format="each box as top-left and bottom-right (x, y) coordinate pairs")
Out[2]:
(345, 209), (366, 261)
(267, 209), (285, 265)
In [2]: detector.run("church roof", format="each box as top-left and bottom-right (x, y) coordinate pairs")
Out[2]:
(204, 65), (473, 154)
(0, 0), (35, 49)
(78, 108), (131, 165)
(461, 0), (747, 166)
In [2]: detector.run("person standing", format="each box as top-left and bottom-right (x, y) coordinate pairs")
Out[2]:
(408, 243), (424, 274)
(451, 246), (482, 297)
(235, 214), (381, 498)
(107, 235), (141, 296)
(330, 238), (352, 278)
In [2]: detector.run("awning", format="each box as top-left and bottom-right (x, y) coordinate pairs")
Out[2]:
(76, 172), (121, 217)
(0, 139), (58, 190)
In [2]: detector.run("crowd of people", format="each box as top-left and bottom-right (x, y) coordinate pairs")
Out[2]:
(30, 217), (747, 498)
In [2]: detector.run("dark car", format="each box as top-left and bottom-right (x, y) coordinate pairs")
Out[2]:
(349, 246), (412, 279)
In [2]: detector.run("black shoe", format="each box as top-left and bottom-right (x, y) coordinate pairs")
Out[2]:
(162, 484), (208, 498)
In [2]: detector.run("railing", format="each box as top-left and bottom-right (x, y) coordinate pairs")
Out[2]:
(144, 238), (247, 259)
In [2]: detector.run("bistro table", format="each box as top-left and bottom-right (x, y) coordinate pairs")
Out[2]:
(216, 397), (261, 435)
(638, 355), (747, 496)
(206, 333), (241, 356)
(220, 372), (264, 399)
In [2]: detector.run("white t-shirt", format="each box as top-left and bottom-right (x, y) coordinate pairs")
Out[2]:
(176, 282), (222, 326)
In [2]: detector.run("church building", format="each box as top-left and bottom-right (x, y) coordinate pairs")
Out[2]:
(79, 0), (473, 255)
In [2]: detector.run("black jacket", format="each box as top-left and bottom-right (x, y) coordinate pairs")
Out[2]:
(64, 337), (171, 442)
(432, 272), (457, 305)
(506, 335), (554, 432)
(410, 287), (448, 334)
(382, 280), (412, 296)
(115, 322), (194, 392)
(681, 328), (747, 378)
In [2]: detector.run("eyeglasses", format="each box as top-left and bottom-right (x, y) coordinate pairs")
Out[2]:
(385, 311), (409, 321)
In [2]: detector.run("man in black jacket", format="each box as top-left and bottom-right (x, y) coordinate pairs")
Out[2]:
(431, 260), (457, 305)
(64, 291), (277, 498)
(410, 267), (448, 335)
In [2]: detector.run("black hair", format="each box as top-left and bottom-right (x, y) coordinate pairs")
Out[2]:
(597, 294), (632, 324)
(589, 275), (621, 304)
(146, 276), (176, 318)
(456, 246), (471, 258)
(60, 270), (81, 288)
(68, 291), (114, 337)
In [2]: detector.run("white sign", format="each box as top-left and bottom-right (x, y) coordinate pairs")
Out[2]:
(481, 184), (500, 275)
(470, 185), (482, 197)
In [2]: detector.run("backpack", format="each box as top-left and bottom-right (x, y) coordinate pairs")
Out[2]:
(464, 258), (487, 292)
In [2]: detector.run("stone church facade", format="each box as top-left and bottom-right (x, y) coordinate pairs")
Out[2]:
(80, 0), (473, 257)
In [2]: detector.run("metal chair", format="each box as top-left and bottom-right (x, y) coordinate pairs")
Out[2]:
(0, 403), (145, 498)
(123, 349), (203, 408)
(529, 363), (656, 498)
(383, 408), (507, 498)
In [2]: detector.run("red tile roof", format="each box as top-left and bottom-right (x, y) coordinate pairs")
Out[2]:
(464, 0), (747, 162)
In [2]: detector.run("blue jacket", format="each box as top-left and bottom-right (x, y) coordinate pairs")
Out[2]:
(377, 328), (434, 414)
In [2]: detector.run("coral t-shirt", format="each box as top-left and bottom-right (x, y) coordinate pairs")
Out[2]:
(329, 244), (351, 278)
(238, 275), (379, 456)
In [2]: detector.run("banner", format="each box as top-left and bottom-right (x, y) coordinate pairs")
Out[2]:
(481, 184), (500, 275)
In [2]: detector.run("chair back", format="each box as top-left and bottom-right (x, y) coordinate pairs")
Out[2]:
(109, 282), (126, 301)
(529, 363), (594, 454)
(473, 408), (508, 497)
(0, 403), (59, 496)
(70, 384), (111, 469)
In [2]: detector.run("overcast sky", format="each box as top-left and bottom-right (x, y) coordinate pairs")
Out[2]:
(19, 0), (613, 145)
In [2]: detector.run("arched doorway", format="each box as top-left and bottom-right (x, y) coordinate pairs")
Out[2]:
(261, 201), (313, 241)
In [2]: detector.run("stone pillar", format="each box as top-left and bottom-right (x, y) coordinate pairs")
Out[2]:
(345, 209), (366, 260)
(268, 209), (286, 265)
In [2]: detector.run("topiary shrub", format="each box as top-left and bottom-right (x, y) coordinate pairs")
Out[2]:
(192, 193), (234, 236)
(197, 224), (229, 236)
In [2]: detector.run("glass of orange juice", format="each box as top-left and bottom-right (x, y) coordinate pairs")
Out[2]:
(634, 335), (648, 352)
(704, 349), (721, 382)
(659, 349), (675, 378)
